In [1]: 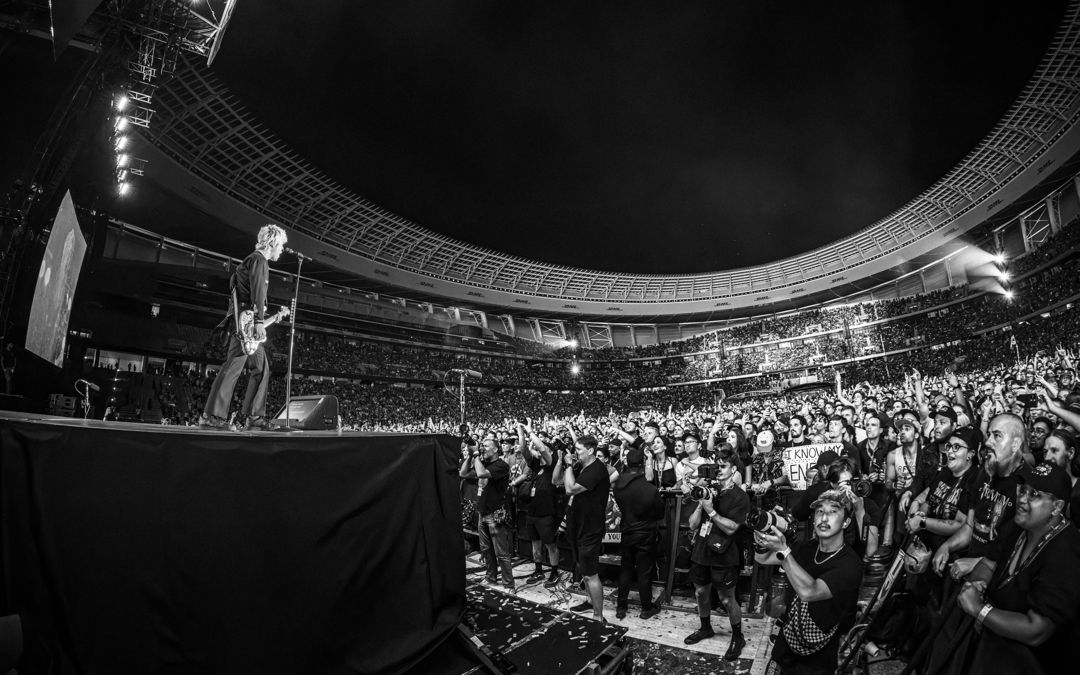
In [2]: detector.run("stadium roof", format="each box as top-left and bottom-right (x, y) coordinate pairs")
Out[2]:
(124, 0), (1080, 320)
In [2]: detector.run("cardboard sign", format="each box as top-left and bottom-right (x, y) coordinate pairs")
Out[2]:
(782, 443), (843, 490)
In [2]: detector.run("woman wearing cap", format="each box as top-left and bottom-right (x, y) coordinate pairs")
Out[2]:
(755, 489), (864, 674)
(949, 462), (1080, 674)
(905, 428), (981, 604)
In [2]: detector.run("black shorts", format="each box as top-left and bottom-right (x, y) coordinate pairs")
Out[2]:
(689, 562), (738, 590)
(524, 514), (557, 544)
(570, 535), (603, 577)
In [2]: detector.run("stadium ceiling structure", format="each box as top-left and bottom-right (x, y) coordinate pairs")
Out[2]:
(134, 2), (1080, 321)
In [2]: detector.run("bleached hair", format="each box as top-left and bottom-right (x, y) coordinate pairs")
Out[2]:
(256, 223), (287, 251)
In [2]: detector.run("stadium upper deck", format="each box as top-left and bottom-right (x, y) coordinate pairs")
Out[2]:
(137, 4), (1080, 321)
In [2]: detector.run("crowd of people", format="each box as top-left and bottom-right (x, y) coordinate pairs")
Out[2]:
(454, 335), (1080, 672)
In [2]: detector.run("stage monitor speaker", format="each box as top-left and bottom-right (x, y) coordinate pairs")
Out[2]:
(272, 395), (339, 430)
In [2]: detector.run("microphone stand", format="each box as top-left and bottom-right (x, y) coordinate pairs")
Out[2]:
(282, 251), (305, 430)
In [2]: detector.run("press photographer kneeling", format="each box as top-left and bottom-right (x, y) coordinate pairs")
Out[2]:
(755, 489), (864, 675)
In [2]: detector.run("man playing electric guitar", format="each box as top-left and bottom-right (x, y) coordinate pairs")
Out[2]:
(200, 224), (287, 431)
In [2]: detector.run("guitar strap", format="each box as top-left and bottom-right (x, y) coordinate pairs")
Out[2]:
(230, 282), (242, 337)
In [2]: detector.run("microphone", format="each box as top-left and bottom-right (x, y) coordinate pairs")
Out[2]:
(78, 379), (100, 392)
(284, 247), (310, 260)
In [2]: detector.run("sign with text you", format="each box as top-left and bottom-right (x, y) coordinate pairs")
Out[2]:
(782, 443), (843, 490)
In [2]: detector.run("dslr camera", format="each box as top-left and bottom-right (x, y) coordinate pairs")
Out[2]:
(744, 506), (798, 553)
(840, 478), (873, 498)
(687, 463), (720, 501)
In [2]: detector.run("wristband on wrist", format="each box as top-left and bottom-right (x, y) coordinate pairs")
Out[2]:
(920, 516), (927, 530)
(976, 603), (994, 628)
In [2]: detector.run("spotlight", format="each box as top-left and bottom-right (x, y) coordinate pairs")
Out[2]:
(1004, 290), (1014, 300)
(992, 253), (1006, 265)
(570, 363), (581, 375)
(116, 168), (129, 182)
(115, 94), (130, 111)
(118, 181), (131, 196)
(114, 116), (128, 131)
(115, 136), (129, 151)
(568, 338), (579, 349)
(117, 154), (130, 167)
(998, 271), (1010, 282)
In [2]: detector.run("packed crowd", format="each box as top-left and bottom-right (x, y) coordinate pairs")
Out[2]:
(456, 330), (1080, 672)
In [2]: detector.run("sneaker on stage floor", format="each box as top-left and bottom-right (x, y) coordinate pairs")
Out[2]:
(683, 627), (715, 645)
(543, 570), (561, 588)
(501, 584), (516, 595)
(639, 606), (661, 620)
(242, 415), (270, 431)
(526, 569), (546, 583)
(484, 575), (498, 585)
(198, 413), (229, 430)
(724, 633), (746, 661)
(568, 600), (593, 613)
(614, 607), (627, 620)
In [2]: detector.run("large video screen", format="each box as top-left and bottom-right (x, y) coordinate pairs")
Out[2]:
(25, 191), (86, 367)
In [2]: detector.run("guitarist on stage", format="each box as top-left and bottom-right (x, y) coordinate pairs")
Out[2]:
(200, 224), (287, 431)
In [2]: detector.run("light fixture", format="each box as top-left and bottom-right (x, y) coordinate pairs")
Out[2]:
(117, 154), (130, 167)
(115, 136), (129, 151)
(118, 181), (131, 196)
(115, 93), (130, 111)
(114, 116), (128, 131)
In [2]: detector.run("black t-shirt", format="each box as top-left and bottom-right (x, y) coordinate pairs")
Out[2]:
(526, 455), (557, 517)
(772, 540), (863, 672)
(970, 524), (1080, 675)
(969, 471), (1020, 559)
(477, 458), (510, 515)
(567, 459), (610, 542)
(924, 467), (978, 521)
(690, 485), (750, 568)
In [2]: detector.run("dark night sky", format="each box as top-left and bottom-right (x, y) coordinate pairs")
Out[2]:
(1, 2), (1070, 274)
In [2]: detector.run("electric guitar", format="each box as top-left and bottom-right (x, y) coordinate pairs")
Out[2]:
(237, 306), (290, 355)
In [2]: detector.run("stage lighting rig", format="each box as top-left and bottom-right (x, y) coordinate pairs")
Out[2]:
(994, 253), (1013, 300)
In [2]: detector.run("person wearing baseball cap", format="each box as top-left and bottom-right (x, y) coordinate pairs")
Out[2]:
(903, 427), (982, 593)
(889, 410), (939, 543)
(949, 460), (1080, 674)
(755, 486), (864, 673)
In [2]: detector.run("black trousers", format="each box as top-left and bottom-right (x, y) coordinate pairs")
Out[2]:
(616, 534), (657, 610)
(204, 336), (269, 421)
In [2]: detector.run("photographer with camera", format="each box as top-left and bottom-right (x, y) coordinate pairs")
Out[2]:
(554, 435), (610, 622)
(683, 446), (749, 659)
(792, 455), (881, 558)
(612, 447), (665, 620)
(755, 489), (864, 675)
(460, 436), (515, 592)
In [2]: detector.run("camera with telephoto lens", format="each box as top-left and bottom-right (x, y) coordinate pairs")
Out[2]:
(745, 506), (797, 553)
(686, 463), (720, 502)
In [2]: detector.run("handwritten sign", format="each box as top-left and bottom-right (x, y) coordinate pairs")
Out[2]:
(782, 443), (843, 490)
